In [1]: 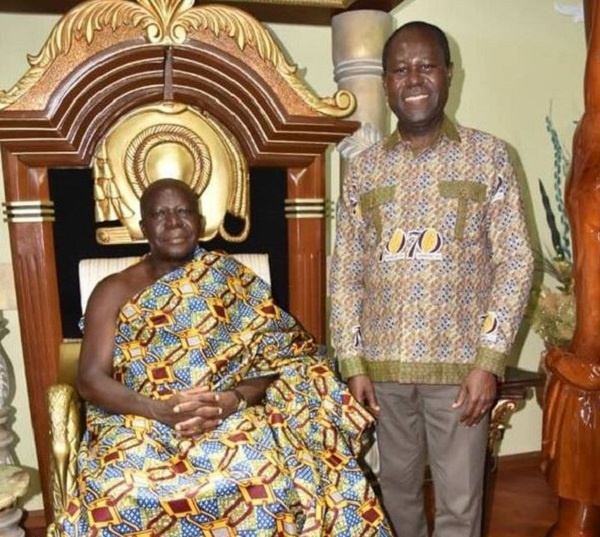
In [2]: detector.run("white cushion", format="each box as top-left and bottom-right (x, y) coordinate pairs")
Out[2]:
(230, 253), (271, 286)
(78, 253), (271, 313)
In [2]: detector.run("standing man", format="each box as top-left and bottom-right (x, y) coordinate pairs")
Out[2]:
(330, 21), (533, 537)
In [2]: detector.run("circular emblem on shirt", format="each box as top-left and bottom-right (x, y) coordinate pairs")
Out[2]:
(418, 228), (442, 254)
(386, 229), (406, 254)
(481, 312), (498, 335)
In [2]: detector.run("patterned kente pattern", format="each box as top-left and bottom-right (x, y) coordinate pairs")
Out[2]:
(59, 248), (392, 536)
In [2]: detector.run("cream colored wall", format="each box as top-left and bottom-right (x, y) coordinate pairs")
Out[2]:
(0, 13), (61, 511)
(0, 0), (585, 513)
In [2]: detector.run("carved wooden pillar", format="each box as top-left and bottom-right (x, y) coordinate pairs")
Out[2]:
(286, 156), (326, 343)
(541, 1), (600, 535)
(2, 152), (61, 517)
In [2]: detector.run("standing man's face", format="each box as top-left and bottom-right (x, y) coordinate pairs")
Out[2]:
(383, 27), (452, 136)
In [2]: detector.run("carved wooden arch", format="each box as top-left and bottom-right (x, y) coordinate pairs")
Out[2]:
(0, 0), (358, 516)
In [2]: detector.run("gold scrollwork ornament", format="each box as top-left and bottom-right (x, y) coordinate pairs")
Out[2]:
(0, 0), (355, 117)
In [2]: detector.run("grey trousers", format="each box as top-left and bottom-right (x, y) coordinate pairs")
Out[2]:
(374, 383), (489, 537)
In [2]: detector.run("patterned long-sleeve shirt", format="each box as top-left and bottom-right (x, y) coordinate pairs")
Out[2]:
(331, 119), (533, 384)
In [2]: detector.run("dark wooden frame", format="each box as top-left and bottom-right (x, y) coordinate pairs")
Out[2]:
(0, 0), (404, 25)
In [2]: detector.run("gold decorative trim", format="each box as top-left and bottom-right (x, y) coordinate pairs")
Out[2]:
(289, 169), (308, 185)
(285, 213), (326, 219)
(96, 227), (146, 245)
(125, 124), (212, 199)
(285, 198), (325, 204)
(488, 399), (521, 457)
(3, 201), (55, 223)
(285, 206), (326, 212)
(284, 198), (326, 219)
(47, 383), (82, 524)
(0, 0), (355, 117)
(3, 200), (55, 207)
(207, 112), (250, 243)
(3, 217), (56, 224)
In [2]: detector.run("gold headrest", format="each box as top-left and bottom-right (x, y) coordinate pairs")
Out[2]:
(93, 101), (250, 245)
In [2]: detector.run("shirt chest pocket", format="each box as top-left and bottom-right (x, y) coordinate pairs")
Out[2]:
(359, 185), (396, 243)
(438, 180), (487, 240)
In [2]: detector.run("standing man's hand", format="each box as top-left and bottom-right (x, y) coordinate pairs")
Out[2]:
(453, 368), (497, 427)
(348, 374), (381, 418)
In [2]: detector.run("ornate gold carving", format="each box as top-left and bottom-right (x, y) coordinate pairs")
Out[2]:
(0, 0), (355, 117)
(47, 383), (82, 524)
(125, 124), (211, 199)
(205, 112), (250, 243)
(289, 169), (308, 185)
(93, 100), (250, 244)
(488, 399), (522, 458)
(337, 123), (383, 161)
(96, 227), (142, 245)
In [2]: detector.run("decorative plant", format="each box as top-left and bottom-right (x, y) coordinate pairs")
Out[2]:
(531, 115), (575, 349)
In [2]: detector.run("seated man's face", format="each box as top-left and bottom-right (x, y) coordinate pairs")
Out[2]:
(140, 183), (201, 262)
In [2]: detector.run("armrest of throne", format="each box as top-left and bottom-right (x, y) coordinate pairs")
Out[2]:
(46, 340), (83, 530)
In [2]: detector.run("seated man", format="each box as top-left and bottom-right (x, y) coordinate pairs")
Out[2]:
(57, 179), (392, 536)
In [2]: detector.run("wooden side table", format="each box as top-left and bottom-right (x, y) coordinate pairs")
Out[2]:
(488, 365), (544, 461)
(0, 466), (29, 537)
(479, 366), (544, 535)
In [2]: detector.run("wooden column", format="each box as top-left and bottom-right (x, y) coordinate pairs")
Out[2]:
(541, 1), (600, 535)
(286, 156), (326, 343)
(2, 152), (61, 518)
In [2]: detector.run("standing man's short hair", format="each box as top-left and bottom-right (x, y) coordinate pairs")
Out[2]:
(382, 21), (452, 71)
